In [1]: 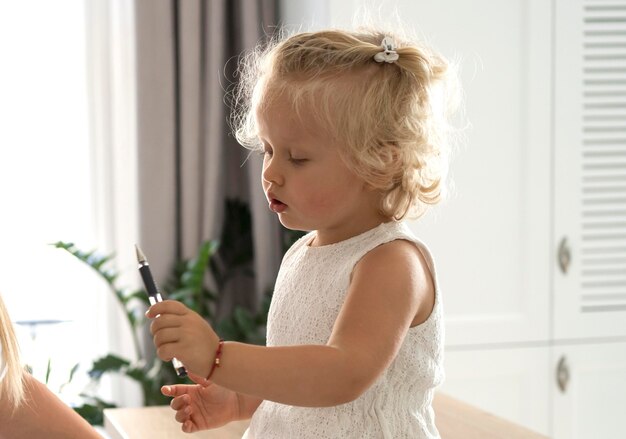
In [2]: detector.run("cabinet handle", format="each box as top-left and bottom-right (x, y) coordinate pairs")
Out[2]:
(556, 356), (570, 393)
(557, 237), (571, 274)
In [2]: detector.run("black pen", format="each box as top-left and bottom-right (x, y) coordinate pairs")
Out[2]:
(135, 244), (187, 377)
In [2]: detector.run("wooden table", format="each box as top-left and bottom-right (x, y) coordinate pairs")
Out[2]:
(104, 393), (548, 439)
(432, 394), (548, 439)
(104, 407), (249, 438)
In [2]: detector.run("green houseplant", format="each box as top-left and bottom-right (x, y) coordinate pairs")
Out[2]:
(52, 198), (280, 425)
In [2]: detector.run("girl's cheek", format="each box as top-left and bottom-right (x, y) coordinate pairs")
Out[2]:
(304, 189), (341, 212)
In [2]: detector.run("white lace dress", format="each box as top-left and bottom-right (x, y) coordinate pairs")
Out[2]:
(243, 221), (444, 438)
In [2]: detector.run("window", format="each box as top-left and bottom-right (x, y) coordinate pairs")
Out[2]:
(0, 0), (103, 399)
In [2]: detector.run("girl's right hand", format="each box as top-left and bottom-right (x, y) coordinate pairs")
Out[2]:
(161, 374), (241, 433)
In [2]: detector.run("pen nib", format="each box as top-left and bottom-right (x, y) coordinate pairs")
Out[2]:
(135, 244), (147, 263)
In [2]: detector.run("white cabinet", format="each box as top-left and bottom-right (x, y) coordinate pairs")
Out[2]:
(551, 4), (626, 437)
(554, 0), (626, 340)
(442, 347), (551, 436)
(442, 343), (626, 439)
(403, 0), (553, 347)
(552, 342), (626, 439)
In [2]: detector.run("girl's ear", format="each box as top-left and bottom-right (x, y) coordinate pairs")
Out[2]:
(362, 179), (379, 192)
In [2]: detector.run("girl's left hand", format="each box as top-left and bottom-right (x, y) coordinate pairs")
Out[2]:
(147, 300), (220, 378)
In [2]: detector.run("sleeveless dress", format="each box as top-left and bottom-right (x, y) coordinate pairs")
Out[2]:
(243, 221), (444, 438)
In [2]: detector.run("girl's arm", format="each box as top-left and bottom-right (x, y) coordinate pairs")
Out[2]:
(149, 239), (434, 407)
(236, 393), (264, 419)
(0, 373), (102, 439)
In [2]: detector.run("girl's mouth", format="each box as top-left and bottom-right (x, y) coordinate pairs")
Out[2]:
(269, 198), (287, 213)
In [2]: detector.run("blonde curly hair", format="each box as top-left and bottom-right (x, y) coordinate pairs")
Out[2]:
(233, 28), (458, 219)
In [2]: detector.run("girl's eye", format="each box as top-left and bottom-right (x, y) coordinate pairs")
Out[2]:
(289, 157), (308, 165)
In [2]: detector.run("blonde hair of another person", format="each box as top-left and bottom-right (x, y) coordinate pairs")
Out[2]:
(0, 292), (102, 439)
(0, 293), (24, 411)
(233, 27), (460, 220)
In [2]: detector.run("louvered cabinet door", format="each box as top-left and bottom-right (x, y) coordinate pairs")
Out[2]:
(554, 0), (626, 339)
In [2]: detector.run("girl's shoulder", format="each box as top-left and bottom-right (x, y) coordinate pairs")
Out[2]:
(358, 222), (439, 295)
(358, 221), (434, 262)
(357, 229), (434, 288)
(384, 222), (437, 278)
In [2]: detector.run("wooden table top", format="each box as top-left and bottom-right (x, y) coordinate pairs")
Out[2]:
(104, 393), (548, 439)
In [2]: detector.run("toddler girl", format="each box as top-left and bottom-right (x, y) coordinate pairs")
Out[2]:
(148, 27), (456, 438)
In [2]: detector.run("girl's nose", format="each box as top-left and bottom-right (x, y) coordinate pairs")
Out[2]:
(262, 156), (284, 186)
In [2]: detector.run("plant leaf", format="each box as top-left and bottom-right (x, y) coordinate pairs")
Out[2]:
(69, 362), (81, 382)
(73, 396), (116, 426)
(45, 358), (52, 385)
(88, 354), (131, 380)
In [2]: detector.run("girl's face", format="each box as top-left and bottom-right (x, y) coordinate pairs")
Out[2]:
(257, 93), (387, 246)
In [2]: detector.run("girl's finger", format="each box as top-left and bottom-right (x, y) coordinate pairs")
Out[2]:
(170, 394), (190, 411)
(153, 327), (181, 347)
(162, 384), (193, 398)
(183, 420), (195, 433)
(150, 314), (182, 334)
(156, 344), (177, 362)
(174, 405), (192, 423)
(146, 300), (188, 318)
(161, 385), (174, 396)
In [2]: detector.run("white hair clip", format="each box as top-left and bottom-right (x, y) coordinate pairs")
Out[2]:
(374, 36), (399, 63)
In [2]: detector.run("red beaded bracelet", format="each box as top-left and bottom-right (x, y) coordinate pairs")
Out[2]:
(206, 339), (225, 381)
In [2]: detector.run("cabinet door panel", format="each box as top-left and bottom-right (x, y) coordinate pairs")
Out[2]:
(552, 342), (626, 439)
(442, 346), (550, 436)
(399, 0), (553, 345)
(554, 0), (626, 339)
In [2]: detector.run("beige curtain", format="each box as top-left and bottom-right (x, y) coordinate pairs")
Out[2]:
(134, 0), (281, 314)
